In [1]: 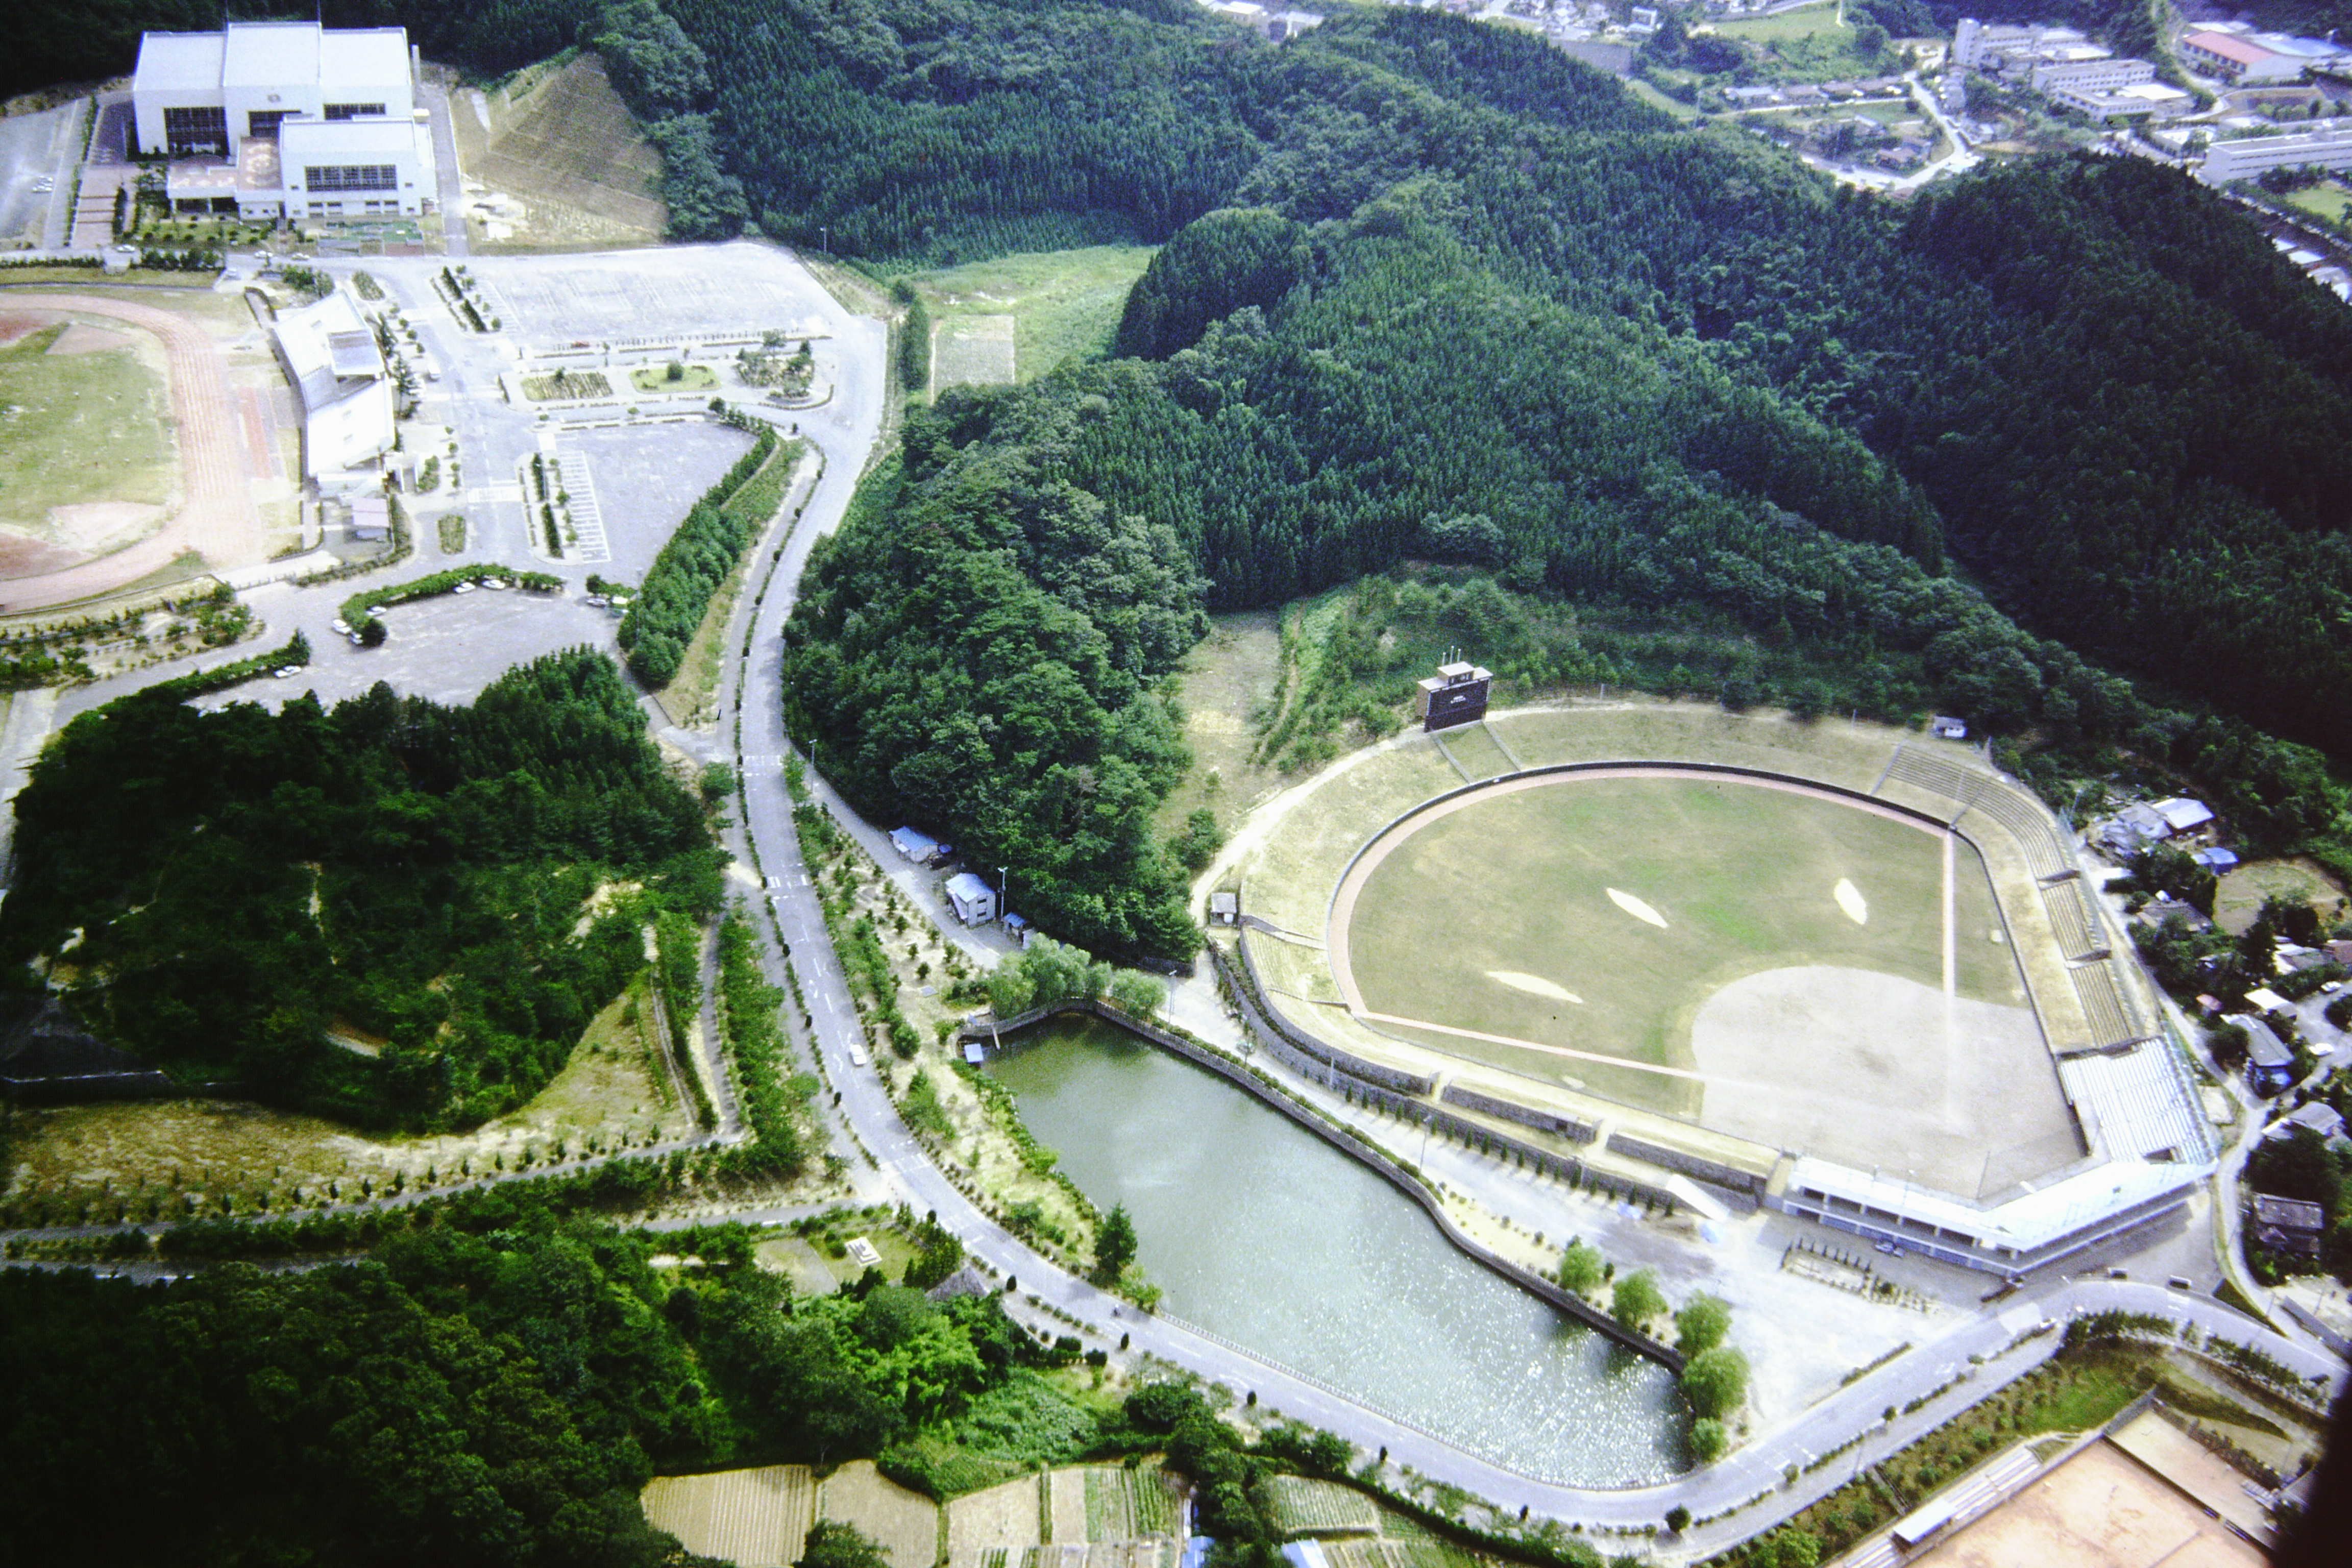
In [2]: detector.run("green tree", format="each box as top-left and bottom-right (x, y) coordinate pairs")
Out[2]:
(1674, 1294), (1732, 1357)
(1689, 1418), (1726, 1464)
(1558, 1239), (1604, 1294)
(1107, 969), (1167, 1017)
(799, 1521), (894, 1568)
(1093, 1204), (1138, 1286)
(1611, 1269), (1665, 1331)
(1681, 1345), (1751, 1419)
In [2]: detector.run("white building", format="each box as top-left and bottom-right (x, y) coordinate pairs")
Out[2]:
(944, 872), (998, 926)
(272, 291), (396, 478)
(132, 22), (434, 223)
(2200, 119), (2352, 183)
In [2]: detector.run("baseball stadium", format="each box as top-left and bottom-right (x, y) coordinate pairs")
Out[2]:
(1211, 696), (2217, 1276)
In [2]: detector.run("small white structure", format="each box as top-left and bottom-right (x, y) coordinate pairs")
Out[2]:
(1001, 912), (1033, 947)
(348, 493), (390, 541)
(133, 22), (435, 221)
(272, 291), (394, 478)
(945, 872), (997, 926)
(890, 826), (942, 863)
(1209, 891), (1240, 926)
(1930, 715), (1968, 740)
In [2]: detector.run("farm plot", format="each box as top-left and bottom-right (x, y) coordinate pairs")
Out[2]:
(948, 1476), (1043, 1564)
(819, 1460), (942, 1568)
(1256, 1476), (1379, 1538)
(1082, 1465), (1181, 1540)
(641, 1464), (817, 1567)
(932, 315), (1017, 389)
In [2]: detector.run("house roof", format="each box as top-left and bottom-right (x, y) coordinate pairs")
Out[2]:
(2280, 1101), (2348, 1139)
(133, 32), (227, 93)
(2183, 30), (2279, 67)
(889, 826), (939, 859)
(945, 872), (993, 902)
(2153, 798), (2214, 831)
(2252, 1193), (2325, 1230)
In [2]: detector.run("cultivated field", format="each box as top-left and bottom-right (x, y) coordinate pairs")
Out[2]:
(1082, 1466), (1180, 1540)
(820, 1460), (942, 1568)
(452, 53), (667, 250)
(642, 1465), (818, 1567)
(907, 246), (1156, 384)
(947, 1475), (1042, 1561)
(1257, 1475), (1379, 1537)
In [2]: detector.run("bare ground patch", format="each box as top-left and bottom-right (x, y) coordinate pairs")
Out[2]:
(819, 1460), (941, 1568)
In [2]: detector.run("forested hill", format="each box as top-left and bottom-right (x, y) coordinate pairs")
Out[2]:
(763, 6), (2352, 959)
(0, 651), (721, 1129)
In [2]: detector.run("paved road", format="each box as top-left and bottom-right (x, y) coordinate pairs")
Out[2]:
(420, 82), (470, 257)
(693, 262), (2348, 1550)
(0, 100), (78, 249)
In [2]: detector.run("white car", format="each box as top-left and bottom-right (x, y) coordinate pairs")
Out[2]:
(583, 594), (607, 607)
(331, 619), (351, 635)
(452, 582), (476, 595)
(847, 1045), (870, 1068)
(348, 632), (364, 646)
(482, 579), (508, 591)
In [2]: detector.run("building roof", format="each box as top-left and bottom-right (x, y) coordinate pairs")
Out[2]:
(282, 117), (427, 163)
(889, 826), (940, 860)
(945, 871), (993, 903)
(133, 32), (227, 93)
(274, 291), (381, 414)
(318, 27), (414, 87)
(1787, 1155), (2202, 1257)
(222, 21), (322, 87)
(2233, 1017), (2294, 1068)
(2153, 798), (2214, 832)
(2277, 1100), (2348, 1139)
(2183, 30), (2280, 68)
(2195, 847), (2240, 869)
(2252, 1193), (2325, 1231)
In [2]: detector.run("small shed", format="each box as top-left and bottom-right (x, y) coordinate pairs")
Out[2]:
(2194, 846), (2240, 871)
(2271, 1100), (2348, 1145)
(1209, 891), (1239, 926)
(945, 871), (996, 926)
(963, 1042), (987, 1065)
(1001, 911), (1032, 947)
(889, 826), (941, 863)
(2251, 1194), (2325, 1260)
(349, 493), (390, 541)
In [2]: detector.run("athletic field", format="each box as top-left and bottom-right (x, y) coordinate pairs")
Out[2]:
(1326, 764), (2074, 1194)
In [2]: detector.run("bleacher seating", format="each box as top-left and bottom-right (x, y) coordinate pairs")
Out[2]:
(2059, 1042), (2216, 1165)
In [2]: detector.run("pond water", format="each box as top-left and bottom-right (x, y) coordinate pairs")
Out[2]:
(986, 1016), (1688, 1486)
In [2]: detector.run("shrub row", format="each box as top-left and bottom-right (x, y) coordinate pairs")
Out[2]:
(618, 426), (783, 685)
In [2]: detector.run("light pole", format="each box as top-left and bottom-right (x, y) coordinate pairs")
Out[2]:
(997, 866), (1009, 928)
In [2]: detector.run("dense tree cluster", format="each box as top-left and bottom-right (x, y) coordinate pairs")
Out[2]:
(620, 426), (788, 687)
(0, 1212), (1046, 1567)
(0, 651), (721, 1128)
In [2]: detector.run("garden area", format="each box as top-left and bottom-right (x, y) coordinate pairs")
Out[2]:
(630, 360), (720, 393)
(522, 367), (613, 401)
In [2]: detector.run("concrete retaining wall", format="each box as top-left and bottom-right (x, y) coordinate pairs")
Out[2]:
(967, 987), (1686, 1371)
(1443, 1083), (1599, 1144)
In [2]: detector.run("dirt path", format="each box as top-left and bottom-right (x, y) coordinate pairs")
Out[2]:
(0, 291), (266, 613)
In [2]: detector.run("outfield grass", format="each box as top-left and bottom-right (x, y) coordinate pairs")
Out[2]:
(905, 245), (1157, 383)
(0, 318), (175, 534)
(1340, 774), (1964, 1111)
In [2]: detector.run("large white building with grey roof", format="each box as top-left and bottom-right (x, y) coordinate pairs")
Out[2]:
(271, 291), (396, 478)
(133, 22), (434, 222)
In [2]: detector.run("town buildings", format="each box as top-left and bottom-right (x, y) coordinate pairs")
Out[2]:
(270, 291), (396, 479)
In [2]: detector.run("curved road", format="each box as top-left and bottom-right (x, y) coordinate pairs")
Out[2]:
(705, 270), (2345, 1555)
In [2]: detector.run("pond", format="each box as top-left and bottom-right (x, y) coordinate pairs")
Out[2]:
(987, 1016), (1688, 1486)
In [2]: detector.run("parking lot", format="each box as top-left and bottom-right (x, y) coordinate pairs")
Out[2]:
(561, 421), (755, 579)
(0, 102), (76, 248)
(475, 244), (837, 340)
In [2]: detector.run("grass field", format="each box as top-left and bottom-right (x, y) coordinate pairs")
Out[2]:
(1339, 773), (1977, 1111)
(1714, 0), (1849, 45)
(933, 314), (1018, 390)
(2213, 854), (2346, 936)
(642, 1465), (818, 1567)
(0, 317), (175, 540)
(2280, 179), (2352, 227)
(905, 246), (1157, 385)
